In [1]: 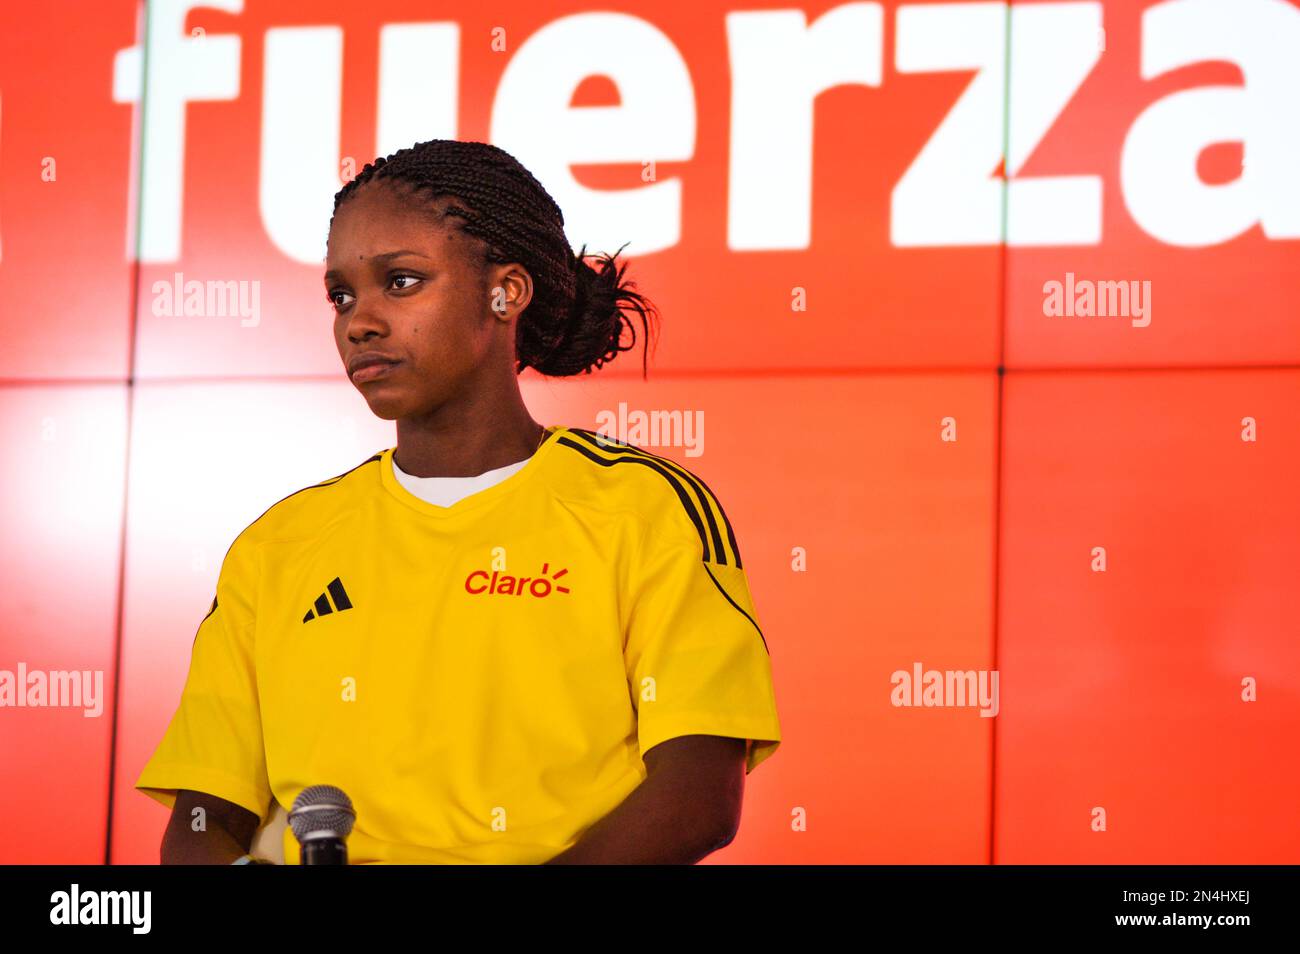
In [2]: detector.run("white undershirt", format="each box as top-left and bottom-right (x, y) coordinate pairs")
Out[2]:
(391, 452), (529, 508)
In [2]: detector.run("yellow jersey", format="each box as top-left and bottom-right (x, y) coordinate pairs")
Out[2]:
(135, 424), (781, 864)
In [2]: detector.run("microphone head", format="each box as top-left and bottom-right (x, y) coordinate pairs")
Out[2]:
(289, 785), (356, 843)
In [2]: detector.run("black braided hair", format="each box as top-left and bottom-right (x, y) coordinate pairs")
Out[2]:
(329, 139), (659, 378)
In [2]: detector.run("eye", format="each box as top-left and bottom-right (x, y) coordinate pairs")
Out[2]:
(390, 274), (423, 291)
(327, 289), (354, 309)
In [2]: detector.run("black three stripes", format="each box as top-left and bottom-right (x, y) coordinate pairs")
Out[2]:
(303, 577), (353, 623)
(558, 428), (743, 568)
(556, 428), (764, 655)
(557, 429), (767, 653)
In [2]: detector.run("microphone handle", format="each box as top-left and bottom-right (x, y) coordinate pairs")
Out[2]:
(301, 836), (348, 865)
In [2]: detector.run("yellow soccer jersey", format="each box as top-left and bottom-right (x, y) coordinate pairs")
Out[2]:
(135, 424), (781, 864)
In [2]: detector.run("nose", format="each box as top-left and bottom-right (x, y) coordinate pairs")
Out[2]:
(344, 296), (388, 344)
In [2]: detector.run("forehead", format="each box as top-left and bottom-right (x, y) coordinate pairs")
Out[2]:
(325, 180), (470, 264)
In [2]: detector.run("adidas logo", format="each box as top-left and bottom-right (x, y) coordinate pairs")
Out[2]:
(303, 576), (354, 622)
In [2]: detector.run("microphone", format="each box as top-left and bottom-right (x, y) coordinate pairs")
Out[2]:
(289, 785), (356, 865)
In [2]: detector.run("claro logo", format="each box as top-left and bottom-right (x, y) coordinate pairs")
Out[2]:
(465, 563), (571, 599)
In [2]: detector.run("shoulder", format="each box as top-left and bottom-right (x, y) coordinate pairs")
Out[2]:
(551, 427), (745, 569)
(227, 448), (388, 554)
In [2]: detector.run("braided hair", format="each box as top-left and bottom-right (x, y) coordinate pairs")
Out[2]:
(329, 139), (659, 378)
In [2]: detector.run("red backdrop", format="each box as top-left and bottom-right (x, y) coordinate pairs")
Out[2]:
(0, 0), (1296, 864)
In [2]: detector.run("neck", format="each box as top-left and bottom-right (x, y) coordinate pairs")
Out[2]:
(393, 396), (545, 478)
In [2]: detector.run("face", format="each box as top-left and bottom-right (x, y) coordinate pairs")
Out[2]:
(325, 179), (532, 420)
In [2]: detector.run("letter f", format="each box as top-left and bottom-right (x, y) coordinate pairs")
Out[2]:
(113, 0), (243, 262)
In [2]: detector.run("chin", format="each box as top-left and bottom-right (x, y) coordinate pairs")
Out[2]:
(359, 394), (408, 421)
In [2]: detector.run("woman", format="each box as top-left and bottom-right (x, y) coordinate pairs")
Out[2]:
(136, 139), (781, 864)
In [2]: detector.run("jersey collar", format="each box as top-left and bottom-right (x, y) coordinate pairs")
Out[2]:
(378, 424), (567, 519)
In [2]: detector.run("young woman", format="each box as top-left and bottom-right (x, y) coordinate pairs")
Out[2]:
(136, 139), (781, 864)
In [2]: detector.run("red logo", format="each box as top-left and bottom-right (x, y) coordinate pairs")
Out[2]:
(464, 562), (570, 599)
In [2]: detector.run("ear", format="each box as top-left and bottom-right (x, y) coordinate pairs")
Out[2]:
(488, 263), (533, 324)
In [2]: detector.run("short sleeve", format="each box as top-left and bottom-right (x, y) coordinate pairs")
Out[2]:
(623, 512), (782, 775)
(134, 531), (273, 823)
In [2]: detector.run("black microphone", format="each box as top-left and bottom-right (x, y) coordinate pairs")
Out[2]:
(289, 785), (356, 865)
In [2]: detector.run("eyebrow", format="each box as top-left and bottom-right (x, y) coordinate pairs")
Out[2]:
(324, 249), (429, 282)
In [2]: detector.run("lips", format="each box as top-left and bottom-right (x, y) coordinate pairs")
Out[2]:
(348, 352), (401, 382)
